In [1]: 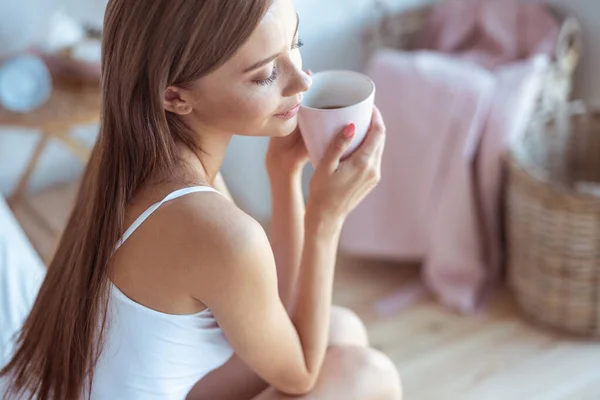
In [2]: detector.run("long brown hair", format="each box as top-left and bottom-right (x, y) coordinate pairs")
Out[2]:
(1, 1), (269, 398)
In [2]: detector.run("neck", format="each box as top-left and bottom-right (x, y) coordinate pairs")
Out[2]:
(176, 129), (232, 186)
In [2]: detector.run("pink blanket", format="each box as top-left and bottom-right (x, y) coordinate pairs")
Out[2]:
(340, 0), (558, 312)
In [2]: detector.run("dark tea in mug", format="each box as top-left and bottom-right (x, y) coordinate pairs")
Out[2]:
(319, 105), (346, 110)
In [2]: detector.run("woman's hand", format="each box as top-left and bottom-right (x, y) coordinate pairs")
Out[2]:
(306, 106), (386, 230)
(266, 70), (313, 179)
(266, 126), (310, 178)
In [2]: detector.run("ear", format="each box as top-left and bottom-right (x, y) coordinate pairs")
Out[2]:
(163, 86), (193, 115)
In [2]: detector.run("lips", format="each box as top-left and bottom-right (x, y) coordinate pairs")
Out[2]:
(275, 95), (303, 119)
(275, 103), (301, 119)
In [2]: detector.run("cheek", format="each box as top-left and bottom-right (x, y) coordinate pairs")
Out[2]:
(237, 90), (276, 120)
(291, 51), (302, 71)
(194, 86), (280, 134)
(233, 90), (281, 134)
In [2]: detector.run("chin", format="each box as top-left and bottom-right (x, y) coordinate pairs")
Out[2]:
(272, 116), (298, 137)
(245, 117), (298, 138)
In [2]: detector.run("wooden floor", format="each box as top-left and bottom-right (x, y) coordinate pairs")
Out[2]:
(10, 181), (600, 400)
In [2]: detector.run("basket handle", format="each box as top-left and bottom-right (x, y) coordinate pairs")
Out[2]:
(363, 0), (389, 55)
(364, 0), (430, 53)
(365, 0), (406, 51)
(554, 17), (582, 75)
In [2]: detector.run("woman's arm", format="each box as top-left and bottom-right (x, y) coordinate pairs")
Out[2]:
(189, 110), (385, 395)
(265, 127), (309, 311)
(215, 168), (305, 311)
(268, 168), (305, 311)
(215, 153), (305, 311)
(195, 203), (341, 394)
(189, 196), (342, 395)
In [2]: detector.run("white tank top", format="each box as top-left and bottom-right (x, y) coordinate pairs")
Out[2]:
(91, 186), (234, 400)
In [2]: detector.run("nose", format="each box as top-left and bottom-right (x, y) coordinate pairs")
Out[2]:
(283, 67), (312, 98)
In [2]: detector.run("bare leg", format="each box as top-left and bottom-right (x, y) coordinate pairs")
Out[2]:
(253, 346), (402, 400)
(187, 306), (371, 400)
(328, 306), (369, 347)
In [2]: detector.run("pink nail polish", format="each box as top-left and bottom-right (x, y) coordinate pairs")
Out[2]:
(344, 124), (356, 139)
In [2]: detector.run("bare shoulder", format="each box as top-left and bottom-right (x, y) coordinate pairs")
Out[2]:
(164, 190), (273, 278)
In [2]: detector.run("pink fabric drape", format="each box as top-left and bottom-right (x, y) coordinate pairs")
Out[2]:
(340, 0), (558, 312)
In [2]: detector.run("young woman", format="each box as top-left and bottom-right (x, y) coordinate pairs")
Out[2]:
(1, 0), (400, 399)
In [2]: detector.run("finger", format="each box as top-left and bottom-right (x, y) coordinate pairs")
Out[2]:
(373, 129), (386, 176)
(363, 107), (386, 151)
(319, 124), (356, 172)
(370, 114), (387, 183)
(306, 69), (313, 76)
(350, 107), (386, 160)
(371, 106), (385, 132)
(373, 108), (386, 157)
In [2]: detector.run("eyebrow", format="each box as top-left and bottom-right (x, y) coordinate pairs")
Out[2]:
(243, 13), (300, 73)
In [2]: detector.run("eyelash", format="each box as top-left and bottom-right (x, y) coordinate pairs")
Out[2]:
(256, 66), (279, 87)
(292, 38), (304, 50)
(255, 38), (304, 87)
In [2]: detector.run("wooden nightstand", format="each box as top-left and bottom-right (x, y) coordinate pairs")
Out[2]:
(0, 77), (100, 262)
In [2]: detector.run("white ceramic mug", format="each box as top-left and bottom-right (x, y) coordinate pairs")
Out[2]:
(298, 70), (376, 166)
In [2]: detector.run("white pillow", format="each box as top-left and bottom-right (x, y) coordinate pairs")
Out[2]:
(0, 197), (46, 370)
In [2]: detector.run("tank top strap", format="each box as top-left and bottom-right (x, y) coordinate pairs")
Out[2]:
(115, 186), (220, 251)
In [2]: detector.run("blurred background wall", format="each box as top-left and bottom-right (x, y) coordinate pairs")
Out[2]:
(0, 0), (597, 221)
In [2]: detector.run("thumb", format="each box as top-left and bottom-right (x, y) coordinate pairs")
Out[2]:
(320, 124), (355, 172)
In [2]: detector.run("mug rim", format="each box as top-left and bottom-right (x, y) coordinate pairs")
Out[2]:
(300, 70), (375, 112)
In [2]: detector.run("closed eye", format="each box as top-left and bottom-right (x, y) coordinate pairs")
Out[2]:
(255, 65), (278, 87)
(292, 38), (304, 50)
(254, 38), (303, 87)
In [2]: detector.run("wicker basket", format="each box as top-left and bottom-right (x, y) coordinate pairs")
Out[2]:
(365, 2), (595, 335)
(507, 102), (600, 337)
(364, 1), (582, 114)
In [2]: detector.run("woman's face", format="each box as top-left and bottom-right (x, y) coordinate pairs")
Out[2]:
(172, 0), (311, 138)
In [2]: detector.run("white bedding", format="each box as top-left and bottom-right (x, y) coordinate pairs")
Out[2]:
(0, 196), (45, 373)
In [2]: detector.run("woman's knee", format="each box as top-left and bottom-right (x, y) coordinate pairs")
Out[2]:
(333, 346), (402, 400)
(362, 348), (402, 400)
(329, 306), (369, 347)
